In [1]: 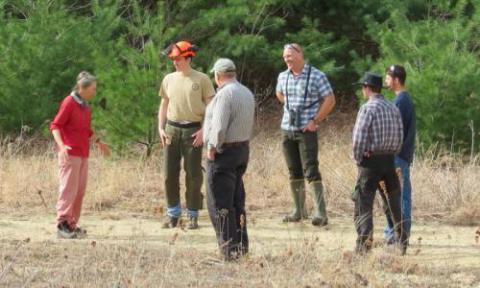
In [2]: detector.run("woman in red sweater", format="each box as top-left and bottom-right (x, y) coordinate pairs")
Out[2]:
(50, 71), (97, 239)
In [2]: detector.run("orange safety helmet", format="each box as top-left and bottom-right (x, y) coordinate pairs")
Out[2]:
(163, 41), (199, 59)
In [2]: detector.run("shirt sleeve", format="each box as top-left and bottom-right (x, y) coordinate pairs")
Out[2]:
(276, 73), (284, 94)
(316, 73), (334, 99)
(159, 76), (168, 99)
(395, 95), (410, 139)
(352, 106), (373, 164)
(202, 75), (216, 102)
(50, 97), (74, 131)
(208, 91), (231, 149)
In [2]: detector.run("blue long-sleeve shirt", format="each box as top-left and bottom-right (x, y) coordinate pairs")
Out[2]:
(394, 91), (416, 164)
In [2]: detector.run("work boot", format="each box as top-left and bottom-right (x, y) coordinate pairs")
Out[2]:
(309, 180), (328, 226)
(283, 179), (308, 223)
(162, 216), (179, 229)
(57, 222), (77, 239)
(187, 216), (199, 230)
(311, 217), (328, 226)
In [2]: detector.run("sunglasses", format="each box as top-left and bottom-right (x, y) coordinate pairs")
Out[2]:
(284, 43), (300, 53)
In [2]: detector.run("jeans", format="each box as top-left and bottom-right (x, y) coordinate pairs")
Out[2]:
(384, 156), (412, 240)
(167, 204), (199, 218)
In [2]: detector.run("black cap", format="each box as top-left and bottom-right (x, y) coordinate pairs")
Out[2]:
(354, 72), (383, 89)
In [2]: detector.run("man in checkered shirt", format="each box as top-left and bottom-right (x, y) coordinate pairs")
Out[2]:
(276, 43), (336, 226)
(352, 72), (408, 255)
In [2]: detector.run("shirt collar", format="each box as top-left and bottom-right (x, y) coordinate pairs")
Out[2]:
(288, 64), (309, 76)
(71, 92), (88, 107)
(217, 79), (237, 92)
(369, 94), (385, 101)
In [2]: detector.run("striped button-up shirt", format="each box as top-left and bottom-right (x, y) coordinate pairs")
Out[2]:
(203, 80), (255, 151)
(352, 94), (403, 164)
(276, 64), (333, 131)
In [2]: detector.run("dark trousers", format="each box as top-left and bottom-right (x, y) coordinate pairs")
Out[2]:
(163, 123), (203, 217)
(282, 130), (327, 219)
(281, 130), (321, 181)
(207, 143), (249, 259)
(354, 154), (407, 253)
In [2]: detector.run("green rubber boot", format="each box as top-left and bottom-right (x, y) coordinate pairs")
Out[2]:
(283, 179), (308, 223)
(309, 181), (328, 226)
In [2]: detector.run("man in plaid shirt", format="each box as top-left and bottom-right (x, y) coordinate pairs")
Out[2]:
(276, 43), (336, 226)
(352, 72), (407, 255)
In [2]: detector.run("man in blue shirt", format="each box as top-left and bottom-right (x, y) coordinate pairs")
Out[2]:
(384, 64), (416, 244)
(276, 43), (336, 226)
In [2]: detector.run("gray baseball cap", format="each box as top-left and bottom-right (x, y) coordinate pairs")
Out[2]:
(210, 58), (236, 73)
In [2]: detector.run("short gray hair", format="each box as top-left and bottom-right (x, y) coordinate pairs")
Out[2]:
(74, 71), (96, 92)
(216, 71), (236, 78)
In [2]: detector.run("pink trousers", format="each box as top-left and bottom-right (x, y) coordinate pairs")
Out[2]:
(56, 153), (88, 229)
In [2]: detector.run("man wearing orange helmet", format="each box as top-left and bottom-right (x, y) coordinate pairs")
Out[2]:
(158, 41), (215, 229)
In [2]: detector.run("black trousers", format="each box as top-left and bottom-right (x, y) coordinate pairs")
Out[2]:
(354, 154), (407, 253)
(207, 143), (249, 259)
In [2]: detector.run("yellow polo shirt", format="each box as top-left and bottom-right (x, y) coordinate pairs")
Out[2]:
(159, 69), (215, 122)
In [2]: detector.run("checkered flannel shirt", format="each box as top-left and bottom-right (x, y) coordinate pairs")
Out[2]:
(276, 64), (333, 131)
(353, 95), (403, 164)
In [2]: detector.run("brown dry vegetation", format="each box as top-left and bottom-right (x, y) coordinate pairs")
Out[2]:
(1, 113), (479, 287)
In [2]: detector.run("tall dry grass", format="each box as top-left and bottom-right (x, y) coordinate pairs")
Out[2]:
(0, 112), (478, 224)
(1, 113), (479, 287)
(1, 219), (478, 287)
(0, 238), (460, 287)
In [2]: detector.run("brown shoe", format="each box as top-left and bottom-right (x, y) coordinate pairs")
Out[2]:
(187, 217), (199, 229)
(311, 217), (328, 227)
(282, 214), (303, 223)
(162, 216), (179, 229)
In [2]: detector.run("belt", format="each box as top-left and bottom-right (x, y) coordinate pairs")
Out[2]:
(364, 151), (396, 157)
(222, 141), (249, 148)
(167, 120), (201, 129)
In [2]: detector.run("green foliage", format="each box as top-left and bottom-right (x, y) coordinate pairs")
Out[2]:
(0, 1), (168, 155)
(0, 0), (479, 155)
(88, 1), (167, 155)
(0, 1), (95, 134)
(367, 0), (480, 150)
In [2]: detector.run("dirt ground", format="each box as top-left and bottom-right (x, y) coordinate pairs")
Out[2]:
(1, 211), (479, 287)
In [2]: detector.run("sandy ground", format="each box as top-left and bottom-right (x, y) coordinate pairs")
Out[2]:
(1, 212), (479, 287)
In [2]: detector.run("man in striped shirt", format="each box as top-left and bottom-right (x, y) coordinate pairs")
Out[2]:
(352, 72), (408, 255)
(203, 58), (255, 261)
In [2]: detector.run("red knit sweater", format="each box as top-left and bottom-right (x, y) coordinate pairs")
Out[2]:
(50, 95), (93, 158)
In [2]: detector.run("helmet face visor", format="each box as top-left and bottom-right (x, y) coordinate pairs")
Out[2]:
(163, 42), (198, 58)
